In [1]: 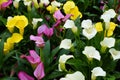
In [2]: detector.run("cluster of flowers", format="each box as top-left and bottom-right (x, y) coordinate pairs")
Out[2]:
(0, 0), (120, 80)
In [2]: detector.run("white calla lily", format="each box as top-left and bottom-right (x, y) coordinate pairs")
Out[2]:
(32, 18), (43, 29)
(100, 37), (115, 48)
(51, 1), (62, 7)
(91, 67), (106, 80)
(109, 48), (120, 60)
(63, 19), (76, 29)
(60, 71), (85, 80)
(40, 0), (50, 5)
(82, 46), (101, 61)
(100, 9), (116, 22)
(81, 19), (93, 29)
(59, 54), (74, 71)
(82, 27), (97, 40)
(59, 39), (72, 49)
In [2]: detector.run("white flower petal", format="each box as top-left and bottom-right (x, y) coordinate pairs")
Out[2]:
(81, 19), (93, 29)
(59, 54), (74, 71)
(60, 71), (85, 80)
(63, 19), (76, 29)
(83, 27), (97, 40)
(59, 39), (72, 49)
(109, 48), (120, 60)
(91, 67), (106, 80)
(100, 37), (115, 48)
(83, 46), (101, 61)
(40, 0), (50, 5)
(100, 9), (116, 22)
(51, 1), (62, 7)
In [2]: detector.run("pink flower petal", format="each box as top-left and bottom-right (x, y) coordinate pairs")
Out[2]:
(1, 0), (12, 9)
(37, 24), (47, 35)
(53, 10), (64, 20)
(18, 71), (34, 80)
(30, 35), (45, 47)
(34, 62), (45, 80)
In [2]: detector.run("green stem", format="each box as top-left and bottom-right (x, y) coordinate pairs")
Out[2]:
(40, 48), (44, 62)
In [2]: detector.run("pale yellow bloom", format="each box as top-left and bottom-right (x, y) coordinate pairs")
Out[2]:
(95, 22), (103, 32)
(6, 15), (28, 35)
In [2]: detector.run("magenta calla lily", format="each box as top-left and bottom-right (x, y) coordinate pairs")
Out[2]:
(30, 35), (45, 47)
(21, 50), (41, 64)
(37, 24), (54, 38)
(18, 71), (34, 80)
(0, 0), (12, 10)
(53, 10), (65, 20)
(34, 62), (45, 80)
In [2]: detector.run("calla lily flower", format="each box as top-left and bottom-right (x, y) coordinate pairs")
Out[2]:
(6, 15), (28, 35)
(81, 19), (97, 39)
(100, 37), (115, 48)
(37, 24), (54, 38)
(82, 27), (97, 40)
(32, 18), (43, 29)
(100, 9), (116, 22)
(34, 62), (45, 80)
(109, 48), (120, 60)
(18, 71), (34, 80)
(21, 50), (41, 64)
(117, 15), (120, 22)
(58, 54), (74, 71)
(53, 10), (65, 20)
(0, 0), (12, 10)
(63, 1), (82, 20)
(40, 0), (50, 6)
(51, 1), (62, 7)
(82, 46), (101, 61)
(4, 33), (23, 54)
(13, 0), (20, 8)
(59, 39), (72, 49)
(91, 67), (106, 80)
(60, 71), (85, 80)
(30, 35), (45, 47)
(63, 19), (78, 34)
(81, 19), (93, 29)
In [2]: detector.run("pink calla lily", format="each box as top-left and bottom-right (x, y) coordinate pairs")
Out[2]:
(30, 35), (45, 47)
(0, 0), (12, 10)
(34, 62), (45, 80)
(18, 71), (34, 80)
(21, 50), (41, 64)
(37, 24), (54, 38)
(53, 10), (64, 20)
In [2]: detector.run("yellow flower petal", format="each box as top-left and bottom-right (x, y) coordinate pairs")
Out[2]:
(109, 22), (118, 31)
(95, 22), (103, 32)
(46, 5), (58, 13)
(0, 0), (7, 4)
(63, 1), (75, 14)
(70, 6), (82, 20)
(107, 30), (113, 37)
(4, 42), (14, 54)
(10, 33), (23, 43)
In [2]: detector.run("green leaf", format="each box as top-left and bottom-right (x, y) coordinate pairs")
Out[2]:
(0, 77), (18, 80)
(0, 39), (4, 69)
(47, 71), (66, 79)
(42, 40), (51, 68)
